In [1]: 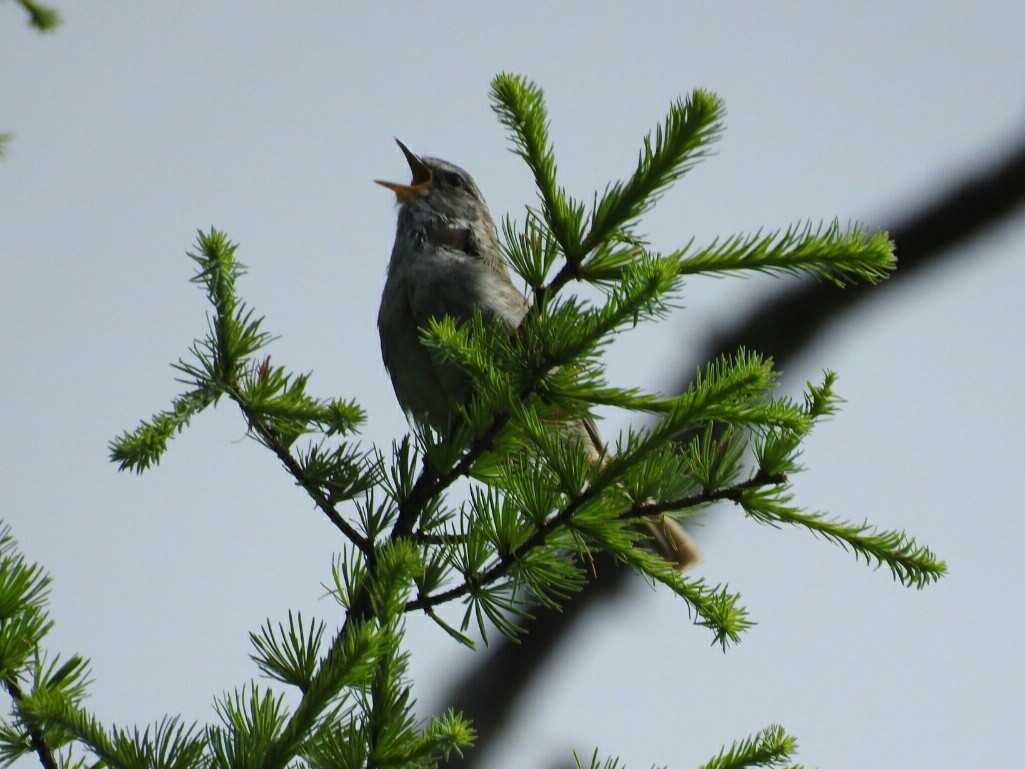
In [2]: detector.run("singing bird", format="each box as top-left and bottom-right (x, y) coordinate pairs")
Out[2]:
(376, 140), (698, 569)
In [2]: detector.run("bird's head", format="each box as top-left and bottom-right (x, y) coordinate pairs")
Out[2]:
(375, 139), (490, 223)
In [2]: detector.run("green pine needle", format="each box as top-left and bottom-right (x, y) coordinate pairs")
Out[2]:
(264, 621), (384, 769)
(249, 611), (325, 692)
(677, 220), (896, 286)
(210, 686), (288, 769)
(391, 709), (475, 766)
(740, 488), (948, 588)
(19, 691), (204, 769)
(108, 388), (216, 473)
(620, 545), (753, 650)
(16, 0), (61, 32)
(574, 749), (625, 769)
(698, 725), (798, 769)
(490, 73), (586, 258)
(586, 89), (724, 253)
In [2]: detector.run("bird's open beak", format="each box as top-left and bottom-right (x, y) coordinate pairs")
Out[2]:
(374, 139), (433, 200)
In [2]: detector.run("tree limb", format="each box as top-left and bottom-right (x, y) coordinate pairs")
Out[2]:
(3, 678), (59, 769)
(438, 129), (1025, 769)
(229, 388), (374, 557)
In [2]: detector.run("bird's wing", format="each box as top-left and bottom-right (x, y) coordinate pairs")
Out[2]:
(407, 250), (528, 330)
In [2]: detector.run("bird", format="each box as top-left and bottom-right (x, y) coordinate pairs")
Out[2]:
(375, 139), (699, 569)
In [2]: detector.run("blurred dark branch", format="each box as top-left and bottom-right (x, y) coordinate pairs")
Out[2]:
(439, 552), (627, 769)
(703, 136), (1025, 367)
(440, 131), (1025, 769)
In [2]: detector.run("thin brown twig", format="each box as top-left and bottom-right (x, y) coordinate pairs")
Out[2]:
(390, 415), (511, 540)
(622, 472), (787, 520)
(410, 531), (471, 546)
(405, 480), (601, 613)
(228, 388), (373, 557)
(405, 471), (787, 613)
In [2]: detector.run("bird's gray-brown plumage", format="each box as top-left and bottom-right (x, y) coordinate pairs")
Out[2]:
(377, 145), (527, 430)
(376, 140), (699, 569)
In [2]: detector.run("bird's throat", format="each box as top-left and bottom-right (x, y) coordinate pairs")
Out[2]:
(424, 219), (480, 256)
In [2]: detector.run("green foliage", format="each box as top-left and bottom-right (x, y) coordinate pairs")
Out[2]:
(574, 749), (624, 769)
(108, 228), (367, 479)
(574, 726), (800, 769)
(0, 719), (33, 767)
(108, 388), (216, 472)
(185, 229), (274, 386)
(23, 691), (204, 769)
(0, 72), (944, 769)
(0, 527), (95, 769)
(10, 0), (60, 32)
(405, 709), (475, 766)
(29, 653), (90, 709)
(0, 527), (53, 681)
(249, 612), (325, 692)
(299, 443), (380, 507)
(239, 365), (365, 445)
(499, 211), (560, 290)
(739, 487), (947, 588)
(0, 529), (50, 623)
(270, 620), (384, 763)
(208, 686), (287, 769)
(697, 725), (798, 769)
(585, 89), (723, 251)
(618, 545), (752, 650)
(490, 73), (585, 260)
(4, 2), (60, 168)
(676, 220), (896, 287)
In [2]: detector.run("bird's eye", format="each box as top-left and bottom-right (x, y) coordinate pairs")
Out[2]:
(444, 172), (464, 189)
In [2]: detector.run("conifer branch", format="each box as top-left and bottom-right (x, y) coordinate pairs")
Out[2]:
(248, 612), (325, 693)
(402, 470), (781, 627)
(109, 230), (372, 554)
(404, 481), (601, 612)
(490, 73), (584, 262)
(17, 688), (207, 769)
(13, 0), (60, 32)
(583, 89), (724, 254)
(739, 487), (947, 588)
(398, 255), (688, 542)
(390, 414), (512, 541)
(1, 679), (58, 769)
(259, 544), (419, 769)
(697, 724), (797, 769)
(108, 389), (218, 473)
(260, 620), (383, 769)
(622, 472), (788, 520)
(17, 693), (127, 769)
(676, 220), (896, 286)
(228, 385), (373, 557)
(570, 724), (798, 769)
(393, 258), (677, 542)
(410, 531), (470, 546)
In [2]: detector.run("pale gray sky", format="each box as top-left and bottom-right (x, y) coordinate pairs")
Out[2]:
(2, 3), (1023, 769)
